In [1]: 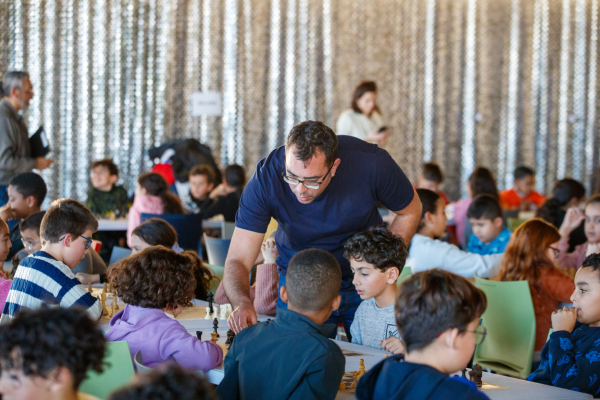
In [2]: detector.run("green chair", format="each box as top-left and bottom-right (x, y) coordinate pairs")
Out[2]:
(206, 264), (224, 294)
(79, 341), (135, 399)
(397, 267), (412, 287)
(473, 276), (536, 379)
(507, 218), (527, 232)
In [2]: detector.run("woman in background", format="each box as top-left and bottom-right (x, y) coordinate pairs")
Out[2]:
(336, 81), (389, 146)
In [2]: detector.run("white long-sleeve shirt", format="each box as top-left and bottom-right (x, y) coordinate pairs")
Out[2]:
(335, 109), (384, 143)
(407, 233), (503, 278)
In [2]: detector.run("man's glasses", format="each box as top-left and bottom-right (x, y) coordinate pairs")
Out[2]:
(281, 156), (334, 190)
(21, 238), (40, 251)
(59, 234), (93, 250)
(549, 246), (560, 258)
(465, 325), (487, 346)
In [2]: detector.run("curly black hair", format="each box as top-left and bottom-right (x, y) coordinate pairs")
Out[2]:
(582, 253), (600, 273)
(0, 307), (106, 389)
(108, 363), (217, 400)
(343, 226), (407, 273)
(108, 246), (197, 309)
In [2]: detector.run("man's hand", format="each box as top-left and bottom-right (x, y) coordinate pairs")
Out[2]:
(559, 207), (585, 237)
(35, 157), (53, 170)
(227, 299), (258, 334)
(552, 306), (578, 333)
(379, 337), (405, 354)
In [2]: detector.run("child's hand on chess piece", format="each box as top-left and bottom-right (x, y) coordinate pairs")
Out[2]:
(552, 306), (578, 333)
(379, 336), (405, 354)
(261, 237), (278, 265)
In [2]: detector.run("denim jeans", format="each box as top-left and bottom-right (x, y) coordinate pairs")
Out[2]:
(0, 185), (7, 207)
(276, 273), (363, 341)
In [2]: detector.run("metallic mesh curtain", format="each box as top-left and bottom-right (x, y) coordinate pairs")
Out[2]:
(0, 0), (599, 202)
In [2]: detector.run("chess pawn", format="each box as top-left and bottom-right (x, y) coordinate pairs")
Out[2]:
(352, 371), (359, 388)
(210, 331), (218, 343)
(384, 353), (388, 359)
(88, 282), (92, 294)
(339, 380), (346, 390)
(220, 305), (227, 320)
(101, 292), (109, 316)
(110, 296), (118, 316)
(356, 359), (366, 381)
(103, 282), (107, 294)
(204, 307), (211, 319)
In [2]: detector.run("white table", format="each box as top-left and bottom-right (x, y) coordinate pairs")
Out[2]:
(97, 219), (224, 232)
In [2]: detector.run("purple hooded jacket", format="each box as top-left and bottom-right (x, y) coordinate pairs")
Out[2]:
(106, 304), (223, 371)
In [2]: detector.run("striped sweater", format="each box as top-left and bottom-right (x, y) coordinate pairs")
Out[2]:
(0, 251), (102, 323)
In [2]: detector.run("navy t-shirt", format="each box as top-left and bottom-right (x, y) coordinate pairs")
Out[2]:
(235, 136), (414, 282)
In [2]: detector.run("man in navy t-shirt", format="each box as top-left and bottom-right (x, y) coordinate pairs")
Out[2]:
(225, 121), (422, 338)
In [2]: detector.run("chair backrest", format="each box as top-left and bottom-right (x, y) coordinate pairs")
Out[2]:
(109, 247), (132, 265)
(507, 217), (527, 232)
(473, 276), (536, 379)
(222, 222), (236, 239)
(205, 263), (224, 293)
(133, 350), (154, 373)
(141, 213), (204, 253)
(79, 341), (135, 399)
(204, 234), (231, 266)
(397, 266), (412, 287)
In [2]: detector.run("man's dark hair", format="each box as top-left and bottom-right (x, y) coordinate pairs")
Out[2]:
(514, 166), (535, 181)
(416, 189), (441, 230)
(396, 269), (487, 353)
(0, 307), (106, 389)
(9, 172), (47, 206)
(421, 162), (444, 183)
(40, 199), (98, 243)
(224, 164), (246, 189)
(108, 364), (217, 400)
(469, 167), (499, 199)
(286, 121), (338, 167)
(582, 253), (600, 274)
(286, 248), (341, 311)
(91, 159), (119, 177)
(189, 164), (216, 185)
(344, 227), (407, 275)
(467, 194), (503, 221)
(19, 211), (46, 234)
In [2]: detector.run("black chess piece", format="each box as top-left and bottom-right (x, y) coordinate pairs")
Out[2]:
(213, 317), (220, 338)
(196, 331), (202, 341)
(208, 292), (214, 315)
(468, 364), (483, 388)
(225, 329), (235, 348)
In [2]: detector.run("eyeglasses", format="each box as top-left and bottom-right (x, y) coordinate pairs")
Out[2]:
(464, 325), (487, 346)
(21, 238), (40, 251)
(549, 246), (560, 258)
(281, 155), (334, 190)
(59, 234), (93, 250)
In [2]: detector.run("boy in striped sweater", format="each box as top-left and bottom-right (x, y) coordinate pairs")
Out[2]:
(1, 199), (101, 323)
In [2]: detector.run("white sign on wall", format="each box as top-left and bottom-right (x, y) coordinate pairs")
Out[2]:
(190, 92), (222, 117)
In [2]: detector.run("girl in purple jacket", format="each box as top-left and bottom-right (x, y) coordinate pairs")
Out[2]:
(106, 246), (222, 371)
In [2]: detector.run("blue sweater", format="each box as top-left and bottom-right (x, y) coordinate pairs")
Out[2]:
(528, 325), (600, 396)
(216, 308), (345, 400)
(356, 354), (489, 400)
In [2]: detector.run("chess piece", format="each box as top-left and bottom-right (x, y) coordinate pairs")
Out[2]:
(103, 282), (107, 294)
(100, 292), (109, 316)
(213, 318), (220, 338)
(225, 329), (235, 348)
(339, 380), (346, 390)
(204, 307), (211, 319)
(110, 296), (119, 316)
(220, 305), (228, 320)
(469, 364), (483, 388)
(384, 353), (388, 359)
(210, 331), (218, 343)
(88, 282), (92, 294)
(352, 371), (359, 388)
(227, 303), (233, 316)
(356, 359), (366, 381)
(208, 292), (214, 315)
(196, 331), (202, 341)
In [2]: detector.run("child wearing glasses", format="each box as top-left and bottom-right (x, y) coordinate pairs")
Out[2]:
(527, 254), (600, 396)
(496, 218), (574, 361)
(356, 269), (489, 400)
(0, 199), (101, 323)
(556, 195), (600, 274)
(345, 226), (407, 351)
(106, 246), (223, 371)
(0, 172), (46, 260)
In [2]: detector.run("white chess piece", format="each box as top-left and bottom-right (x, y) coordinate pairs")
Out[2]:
(220, 305), (227, 320)
(204, 307), (211, 319)
(227, 304), (233, 317)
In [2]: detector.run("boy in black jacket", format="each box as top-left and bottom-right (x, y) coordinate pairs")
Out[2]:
(356, 269), (490, 400)
(528, 254), (600, 396)
(217, 248), (345, 400)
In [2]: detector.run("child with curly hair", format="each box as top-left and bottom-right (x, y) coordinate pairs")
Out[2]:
(106, 246), (222, 371)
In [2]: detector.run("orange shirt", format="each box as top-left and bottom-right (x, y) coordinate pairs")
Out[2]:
(413, 185), (450, 205)
(499, 188), (546, 210)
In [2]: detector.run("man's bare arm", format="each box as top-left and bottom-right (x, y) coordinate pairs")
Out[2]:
(388, 188), (422, 246)
(223, 227), (265, 332)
